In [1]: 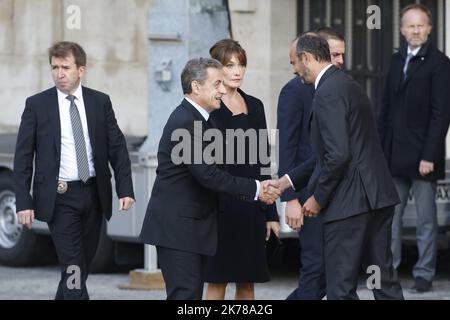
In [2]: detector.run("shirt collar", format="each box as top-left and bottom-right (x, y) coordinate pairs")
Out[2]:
(407, 46), (421, 57)
(57, 84), (83, 105)
(184, 96), (210, 121)
(315, 63), (333, 90)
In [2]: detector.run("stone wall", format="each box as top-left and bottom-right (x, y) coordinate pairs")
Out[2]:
(0, 0), (152, 136)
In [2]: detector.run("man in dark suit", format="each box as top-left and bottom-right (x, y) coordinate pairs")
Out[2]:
(139, 58), (280, 300)
(277, 27), (345, 300)
(277, 34), (404, 299)
(378, 4), (450, 292)
(14, 41), (135, 299)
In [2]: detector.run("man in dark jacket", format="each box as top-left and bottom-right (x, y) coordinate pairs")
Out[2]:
(378, 4), (450, 292)
(277, 27), (345, 300)
(139, 58), (280, 300)
(14, 41), (135, 299)
(278, 34), (403, 300)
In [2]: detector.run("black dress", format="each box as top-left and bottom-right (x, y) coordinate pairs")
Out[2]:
(204, 89), (278, 283)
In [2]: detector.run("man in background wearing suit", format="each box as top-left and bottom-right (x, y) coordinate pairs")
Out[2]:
(139, 58), (280, 300)
(277, 27), (345, 300)
(14, 41), (135, 299)
(378, 4), (450, 292)
(277, 34), (403, 299)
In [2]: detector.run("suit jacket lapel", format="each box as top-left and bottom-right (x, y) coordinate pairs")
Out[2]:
(393, 58), (403, 93)
(316, 65), (337, 90)
(182, 98), (210, 127)
(82, 87), (97, 152)
(308, 66), (336, 131)
(308, 112), (313, 132)
(308, 99), (315, 132)
(403, 54), (426, 86)
(47, 87), (61, 157)
(393, 44), (408, 92)
(399, 41), (430, 89)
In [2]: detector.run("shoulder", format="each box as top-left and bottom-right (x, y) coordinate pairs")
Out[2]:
(282, 77), (302, 90)
(392, 49), (402, 59)
(82, 86), (110, 101)
(320, 69), (349, 91)
(24, 87), (57, 111)
(166, 103), (195, 130)
(317, 70), (361, 102)
(278, 78), (313, 115)
(26, 87), (56, 102)
(280, 77), (312, 97)
(387, 50), (404, 68)
(239, 89), (265, 117)
(429, 46), (450, 65)
(240, 89), (263, 108)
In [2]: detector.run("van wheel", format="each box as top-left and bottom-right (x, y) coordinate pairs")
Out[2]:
(0, 171), (56, 266)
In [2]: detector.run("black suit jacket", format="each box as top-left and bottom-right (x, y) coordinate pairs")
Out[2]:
(378, 40), (450, 181)
(277, 77), (315, 203)
(289, 66), (399, 223)
(14, 86), (134, 222)
(139, 99), (257, 256)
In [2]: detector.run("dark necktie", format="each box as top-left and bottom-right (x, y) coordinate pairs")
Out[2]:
(403, 52), (413, 76)
(66, 95), (90, 182)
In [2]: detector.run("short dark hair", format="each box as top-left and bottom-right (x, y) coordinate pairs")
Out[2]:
(296, 33), (331, 63)
(292, 30), (316, 44)
(181, 58), (223, 94)
(48, 41), (87, 67)
(209, 38), (247, 66)
(315, 27), (345, 42)
(401, 4), (432, 26)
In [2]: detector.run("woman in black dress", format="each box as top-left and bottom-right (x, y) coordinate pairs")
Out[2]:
(204, 39), (280, 300)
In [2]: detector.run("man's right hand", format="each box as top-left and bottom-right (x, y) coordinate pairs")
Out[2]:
(419, 160), (434, 177)
(259, 179), (282, 205)
(17, 209), (35, 229)
(285, 199), (303, 231)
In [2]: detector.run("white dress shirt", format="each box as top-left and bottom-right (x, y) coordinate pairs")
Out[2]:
(185, 96), (210, 121)
(407, 46), (421, 57)
(57, 85), (95, 181)
(314, 63), (333, 90)
(404, 46), (421, 75)
(184, 96), (260, 200)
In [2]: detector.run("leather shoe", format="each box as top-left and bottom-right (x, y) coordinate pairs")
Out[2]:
(412, 277), (432, 292)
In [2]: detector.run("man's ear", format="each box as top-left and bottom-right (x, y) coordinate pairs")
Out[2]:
(400, 26), (406, 38)
(303, 52), (312, 64)
(78, 66), (86, 78)
(191, 80), (200, 95)
(298, 52), (308, 67)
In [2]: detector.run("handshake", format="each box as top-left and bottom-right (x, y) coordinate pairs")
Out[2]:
(257, 175), (323, 231)
(257, 175), (292, 205)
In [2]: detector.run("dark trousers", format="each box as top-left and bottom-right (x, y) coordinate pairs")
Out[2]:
(48, 180), (102, 300)
(156, 246), (207, 300)
(287, 214), (326, 300)
(323, 206), (404, 300)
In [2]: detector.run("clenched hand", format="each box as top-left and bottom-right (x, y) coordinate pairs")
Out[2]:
(285, 199), (304, 231)
(17, 209), (34, 229)
(119, 197), (135, 211)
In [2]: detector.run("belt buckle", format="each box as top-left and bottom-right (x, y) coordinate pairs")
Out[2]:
(57, 181), (68, 194)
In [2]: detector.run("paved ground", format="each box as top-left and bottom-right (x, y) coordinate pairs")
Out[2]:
(1, 247), (450, 300)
